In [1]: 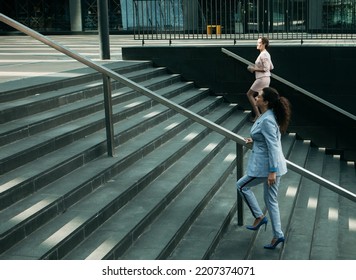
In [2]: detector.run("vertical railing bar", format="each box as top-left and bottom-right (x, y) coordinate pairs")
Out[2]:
(215, 0), (218, 39)
(95, 0), (356, 42)
(102, 74), (115, 157)
(159, 0), (163, 40)
(141, 1), (145, 43)
(210, 0), (212, 38)
(202, 0), (206, 38)
(236, 143), (244, 226)
(192, 0), (195, 39)
(132, 0), (135, 39)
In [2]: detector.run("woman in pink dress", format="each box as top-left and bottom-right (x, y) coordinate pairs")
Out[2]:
(247, 37), (274, 122)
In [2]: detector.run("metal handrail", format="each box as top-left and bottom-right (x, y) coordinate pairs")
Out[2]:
(221, 48), (356, 122)
(1, 13), (355, 209)
(221, 47), (356, 202)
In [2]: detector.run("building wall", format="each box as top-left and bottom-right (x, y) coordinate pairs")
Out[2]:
(1, 0), (355, 34)
(122, 45), (356, 160)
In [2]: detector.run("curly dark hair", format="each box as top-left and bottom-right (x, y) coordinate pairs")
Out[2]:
(262, 87), (291, 133)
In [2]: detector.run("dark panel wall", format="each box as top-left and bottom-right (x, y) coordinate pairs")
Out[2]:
(123, 46), (253, 102)
(123, 45), (355, 114)
(122, 45), (356, 161)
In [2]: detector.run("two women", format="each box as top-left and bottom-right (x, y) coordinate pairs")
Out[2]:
(237, 87), (291, 249)
(246, 37), (274, 122)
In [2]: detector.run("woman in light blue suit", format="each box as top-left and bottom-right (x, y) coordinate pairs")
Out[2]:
(237, 87), (291, 249)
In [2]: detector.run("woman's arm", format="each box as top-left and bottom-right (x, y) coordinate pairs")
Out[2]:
(261, 117), (280, 173)
(248, 52), (272, 72)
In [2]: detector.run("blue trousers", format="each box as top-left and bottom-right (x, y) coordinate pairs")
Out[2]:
(236, 175), (284, 239)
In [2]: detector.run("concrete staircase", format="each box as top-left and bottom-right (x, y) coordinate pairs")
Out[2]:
(0, 60), (355, 260)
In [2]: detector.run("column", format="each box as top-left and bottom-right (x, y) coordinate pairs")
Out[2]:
(69, 0), (83, 32)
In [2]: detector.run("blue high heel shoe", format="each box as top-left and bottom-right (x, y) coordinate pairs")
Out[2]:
(264, 237), (285, 249)
(246, 216), (268, 231)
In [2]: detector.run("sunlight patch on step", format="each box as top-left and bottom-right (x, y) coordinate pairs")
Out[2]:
(285, 185), (297, 197)
(0, 178), (24, 192)
(224, 153), (236, 163)
(349, 218), (356, 232)
(307, 197), (318, 209)
(328, 207), (339, 221)
(41, 217), (85, 247)
(143, 111), (160, 118)
(165, 122), (179, 130)
(112, 89), (128, 97)
(183, 132), (198, 141)
(86, 238), (117, 260)
(10, 199), (53, 224)
(203, 143), (218, 152)
(0, 59), (77, 62)
(124, 101), (142, 108)
(0, 71), (80, 78)
(83, 82), (102, 88)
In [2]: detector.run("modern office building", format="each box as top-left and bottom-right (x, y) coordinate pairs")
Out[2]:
(1, 0), (355, 35)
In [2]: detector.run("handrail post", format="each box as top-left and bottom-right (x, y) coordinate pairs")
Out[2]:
(102, 74), (115, 157)
(236, 143), (244, 226)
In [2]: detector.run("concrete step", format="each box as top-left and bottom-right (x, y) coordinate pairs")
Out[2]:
(0, 85), (215, 209)
(246, 139), (311, 260)
(64, 110), (248, 260)
(172, 130), (298, 260)
(338, 161), (356, 259)
(118, 114), (245, 260)
(0, 67), (184, 145)
(0, 61), (152, 102)
(1, 57), (355, 261)
(167, 162), (239, 260)
(0, 77), (198, 175)
(0, 90), (228, 254)
(0, 102), (245, 259)
(210, 137), (307, 260)
(309, 154), (341, 259)
(212, 142), (356, 260)
(281, 146), (325, 259)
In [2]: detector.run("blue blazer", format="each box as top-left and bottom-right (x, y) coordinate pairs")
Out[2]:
(246, 109), (287, 177)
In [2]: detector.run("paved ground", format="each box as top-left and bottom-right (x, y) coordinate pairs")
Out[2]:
(1, 34), (356, 86)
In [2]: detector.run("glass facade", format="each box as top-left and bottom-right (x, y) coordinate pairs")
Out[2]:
(0, 0), (355, 35)
(0, 0), (70, 32)
(241, 0), (307, 33)
(323, 0), (356, 29)
(82, 0), (123, 31)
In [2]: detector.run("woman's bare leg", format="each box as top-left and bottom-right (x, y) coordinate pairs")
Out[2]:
(247, 89), (260, 121)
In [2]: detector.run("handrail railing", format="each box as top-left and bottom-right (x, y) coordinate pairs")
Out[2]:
(221, 48), (356, 122)
(1, 14), (355, 230)
(131, 0), (356, 42)
(221, 47), (356, 202)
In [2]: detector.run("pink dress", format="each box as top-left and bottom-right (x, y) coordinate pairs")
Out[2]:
(250, 50), (274, 93)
